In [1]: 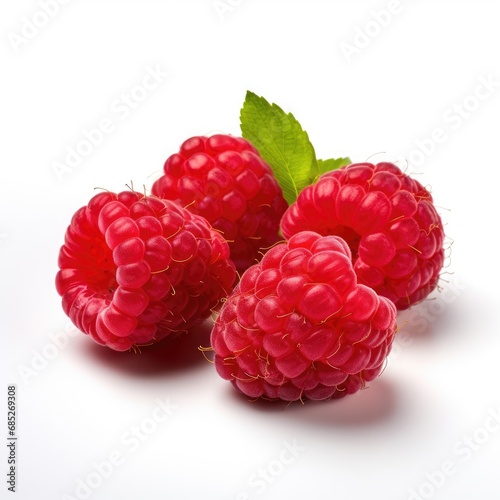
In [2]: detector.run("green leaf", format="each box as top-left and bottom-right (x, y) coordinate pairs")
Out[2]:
(317, 157), (351, 176)
(240, 91), (318, 204)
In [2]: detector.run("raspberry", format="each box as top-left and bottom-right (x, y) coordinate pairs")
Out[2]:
(151, 134), (288, 273)
(281, 162), (445, 309)
(55, 190), (236, 351)
(211, 231), (397, 402)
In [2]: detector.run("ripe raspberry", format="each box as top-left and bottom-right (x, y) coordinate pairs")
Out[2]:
(151, 134), (288, 273)
(55, 190), (236, 351)
(281, 162), (445, 310)
(211, 231), (397, 402)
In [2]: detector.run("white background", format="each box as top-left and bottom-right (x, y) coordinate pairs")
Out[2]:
(1, 1), (500, 499)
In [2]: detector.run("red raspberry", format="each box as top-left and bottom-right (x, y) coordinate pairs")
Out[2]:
(55, 191), (236, 351)
(281, 162), (445, 310)
(211, 231), (397, 402)
(151, 134), (288, 273)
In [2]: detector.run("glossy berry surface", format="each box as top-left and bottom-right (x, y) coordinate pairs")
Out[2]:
(151, 134), (288, 273)
(211, 231), (397, 402)
(56, 191), (236, 351)
(281, 162), (445, 309)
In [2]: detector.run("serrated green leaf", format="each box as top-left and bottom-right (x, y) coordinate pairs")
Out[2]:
(240, 91), (318, 204)
(317, 157), (351, 176)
